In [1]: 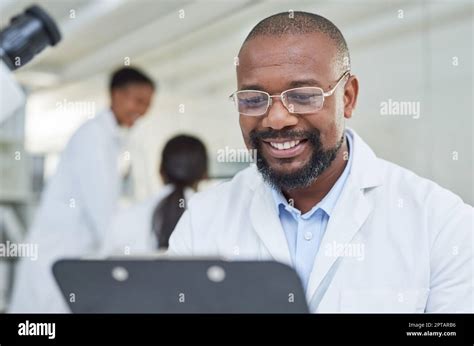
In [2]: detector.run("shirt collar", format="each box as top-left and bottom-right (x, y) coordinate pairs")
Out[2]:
(271, 130), (354, 219)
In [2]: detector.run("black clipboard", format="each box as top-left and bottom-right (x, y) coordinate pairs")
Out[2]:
(53, 258), (309, 313)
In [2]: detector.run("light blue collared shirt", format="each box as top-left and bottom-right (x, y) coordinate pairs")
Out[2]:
(271, 132), (353, 291)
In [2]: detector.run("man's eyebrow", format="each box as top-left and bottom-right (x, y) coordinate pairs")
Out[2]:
(239, 79), (324, 91)
(289, 79), (323, 88)
(239, 84), (265, 91)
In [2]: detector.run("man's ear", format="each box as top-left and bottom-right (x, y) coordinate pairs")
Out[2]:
(344, 75), (359, 119)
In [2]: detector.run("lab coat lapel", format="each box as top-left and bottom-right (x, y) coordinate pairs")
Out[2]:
(305, 179), (372, 304)
(306, 129), (383, 306)
(250, 182), (292, 266)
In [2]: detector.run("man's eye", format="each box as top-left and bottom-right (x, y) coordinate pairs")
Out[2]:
(241, 96), (267, 107)
(287, 93), (316, 103)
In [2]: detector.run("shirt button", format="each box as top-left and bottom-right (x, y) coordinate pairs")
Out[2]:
(304, 231), (313, 241)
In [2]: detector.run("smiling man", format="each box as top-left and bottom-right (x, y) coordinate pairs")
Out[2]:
(168, 12), (473, 312)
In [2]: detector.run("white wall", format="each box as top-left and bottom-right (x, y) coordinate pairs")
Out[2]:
(17, 0), (472, 204)
(349, 3), (473, 204)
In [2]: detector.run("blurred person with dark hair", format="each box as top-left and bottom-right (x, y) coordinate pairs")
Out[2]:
(100, 134), (208, 255)
(9, 67), (155, 312)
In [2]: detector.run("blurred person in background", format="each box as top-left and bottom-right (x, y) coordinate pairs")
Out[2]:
(100, 135), (208, 255)
(9, 67), (155, 312)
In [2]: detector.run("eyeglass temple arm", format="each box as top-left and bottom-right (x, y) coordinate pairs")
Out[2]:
(323, 71), (351, 97)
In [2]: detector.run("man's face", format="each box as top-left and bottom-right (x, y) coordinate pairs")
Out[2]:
(237, 33), (353, 190)
(111, 83), (154, 127)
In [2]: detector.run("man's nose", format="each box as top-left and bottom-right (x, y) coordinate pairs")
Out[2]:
(261, 98), (298, 130)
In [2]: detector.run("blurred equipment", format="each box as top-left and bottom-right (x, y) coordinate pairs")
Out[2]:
(0, 4), (61, 123)
(0, 4), (61, 312)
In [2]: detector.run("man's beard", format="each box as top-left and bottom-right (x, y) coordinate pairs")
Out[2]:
(250, 128), (344, 191)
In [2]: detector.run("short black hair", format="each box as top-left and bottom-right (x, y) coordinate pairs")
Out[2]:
(110, 67), (155, 92)
(242, 11), (350, 72)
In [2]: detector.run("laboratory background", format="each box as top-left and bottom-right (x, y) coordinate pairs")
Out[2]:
(0, 0), (472, 312)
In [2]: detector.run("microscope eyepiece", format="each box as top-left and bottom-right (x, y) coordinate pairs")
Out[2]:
(0, 5), (61, 71)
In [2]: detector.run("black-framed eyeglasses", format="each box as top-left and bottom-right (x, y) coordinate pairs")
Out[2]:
(229, 70), (351, 116)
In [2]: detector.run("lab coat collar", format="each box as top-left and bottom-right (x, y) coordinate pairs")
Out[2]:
(101, 109), (120, 133)
(100, 109), (129, 142)
(248, 127), (384, 307)
(306, 128), (384, 307)
(250, 179), (293, 266)
(344, 128), (383, 189)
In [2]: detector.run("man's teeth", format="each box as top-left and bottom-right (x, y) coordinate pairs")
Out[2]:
(269, 140), (301, 150)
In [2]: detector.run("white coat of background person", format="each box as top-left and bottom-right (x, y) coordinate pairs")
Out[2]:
(9, 67), (155, 312)
(100, 135), (208, 256)
(168, 12), (473, 312)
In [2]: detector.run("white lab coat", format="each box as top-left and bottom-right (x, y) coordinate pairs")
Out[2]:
(168, 128), (473, 313)
(100, 185), (194, 256)
(9, 110), (126, 312)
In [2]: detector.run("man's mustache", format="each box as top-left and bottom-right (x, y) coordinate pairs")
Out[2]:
(249, 128), (321, 148)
